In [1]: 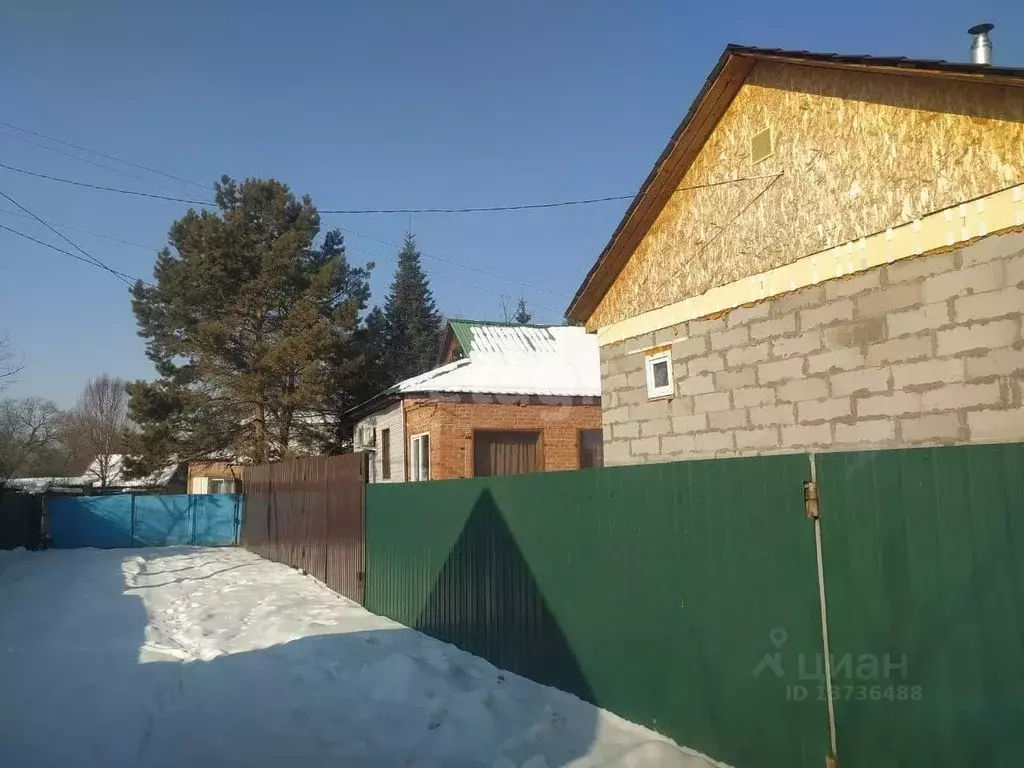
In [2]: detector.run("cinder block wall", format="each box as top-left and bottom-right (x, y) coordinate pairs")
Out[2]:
(601, 231), (1024, 465)
(404, 396), (602, 479)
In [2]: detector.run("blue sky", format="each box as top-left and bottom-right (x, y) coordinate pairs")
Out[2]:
(0, 0), (1018, 405)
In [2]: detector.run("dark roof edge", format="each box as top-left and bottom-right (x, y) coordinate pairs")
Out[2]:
(564, 45), (738, 321)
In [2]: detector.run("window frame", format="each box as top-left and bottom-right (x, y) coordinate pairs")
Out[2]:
(578, 428), (604, 469)
(409, 432), (430, 482)
(208, 477), (235, 494)
(645, 350), (674, 399)
(381, 428), (391, 480)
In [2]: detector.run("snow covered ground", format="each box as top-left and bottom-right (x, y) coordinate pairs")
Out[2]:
(0, 546), (721, 768)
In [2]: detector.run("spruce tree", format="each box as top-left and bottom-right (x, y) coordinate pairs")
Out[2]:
(380, 234), (443, 384)
(512, 297), (533, 324)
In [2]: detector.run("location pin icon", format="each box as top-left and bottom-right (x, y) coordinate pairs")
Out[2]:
(769, 627), (788, 649)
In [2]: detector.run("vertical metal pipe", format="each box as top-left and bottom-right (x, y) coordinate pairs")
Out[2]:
(810, 453), (838, 760)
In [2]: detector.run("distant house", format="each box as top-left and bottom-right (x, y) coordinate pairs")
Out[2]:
(187, 461), (244, 494)
(4, 454), (185, 495)
(348, 320), (603, 482)
(566, 42), (1024, 465)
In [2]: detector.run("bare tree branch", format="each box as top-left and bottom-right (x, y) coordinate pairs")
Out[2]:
(66, 374), (130, 491)
(0, 397), (62, 481)
(0, 335), (25, 392)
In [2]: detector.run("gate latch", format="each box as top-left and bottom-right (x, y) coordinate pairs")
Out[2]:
(803, 480), (820, 520)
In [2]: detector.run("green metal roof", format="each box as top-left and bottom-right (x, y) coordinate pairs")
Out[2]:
(445, 319), (553, 357)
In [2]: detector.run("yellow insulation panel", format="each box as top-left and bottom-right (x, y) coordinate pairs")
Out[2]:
(588, 60), (1024, 330)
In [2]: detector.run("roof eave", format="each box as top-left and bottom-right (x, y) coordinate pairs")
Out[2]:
(566, 46), (753, 323)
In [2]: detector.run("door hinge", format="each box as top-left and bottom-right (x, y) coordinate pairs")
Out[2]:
(804, 480), (820, 519)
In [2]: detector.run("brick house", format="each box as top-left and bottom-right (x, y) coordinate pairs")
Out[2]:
(565, 42), (1024, 465)
(348, 320), (603, 481)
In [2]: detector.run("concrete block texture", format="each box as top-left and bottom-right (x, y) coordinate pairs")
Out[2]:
(599, 231), (1024, 461)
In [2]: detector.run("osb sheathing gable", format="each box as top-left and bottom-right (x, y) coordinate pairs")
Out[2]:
(588, 61), (1024, 330)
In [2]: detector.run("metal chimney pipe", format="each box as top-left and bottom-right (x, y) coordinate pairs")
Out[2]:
(968, 23), (994, 66)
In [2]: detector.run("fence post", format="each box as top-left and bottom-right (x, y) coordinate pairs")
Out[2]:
(129, 494), (137, 547)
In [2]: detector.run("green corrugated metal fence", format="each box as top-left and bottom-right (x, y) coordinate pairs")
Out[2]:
(366, 457), (829, 768)
(817, 444), (1024, 768)
(364, 443), (1024, 767)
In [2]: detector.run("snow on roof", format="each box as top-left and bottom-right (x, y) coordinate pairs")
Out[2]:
(77, 454), (180, 489)
(2, 477), (87, 494)
(5, 456), (181, 494)
(456, 322), (561, 355)
(389, 325), (599, 398)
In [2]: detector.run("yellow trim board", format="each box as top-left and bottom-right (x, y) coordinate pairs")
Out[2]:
(596, 184), (1024, 347)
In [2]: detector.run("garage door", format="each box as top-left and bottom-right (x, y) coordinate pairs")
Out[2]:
(473, 430), (542, 476)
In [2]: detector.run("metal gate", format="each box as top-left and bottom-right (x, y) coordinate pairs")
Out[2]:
(815, 444), (1024, 768)
(48, 493), (242, 549)
(242, 453), (367, 603)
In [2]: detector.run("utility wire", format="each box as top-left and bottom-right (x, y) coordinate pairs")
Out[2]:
(0, 206), (160, 252)
(321, 195), (634, 214)
(340, 225), (569, 298)
(0, 161), (214, 206)
(0, 223), (143, 286)
(0, 128), (202, 197)
(0, 189), (137, 287)
(0, 157), (786, 216)
(0, 119), (210, 191)
(0, 158), (574, 300)
(320, 174), (786, 214)
(345, 241), (562, 317)
(670, 173), (785, 280)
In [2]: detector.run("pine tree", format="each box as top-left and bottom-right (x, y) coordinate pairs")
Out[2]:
(125, 176), (373, 472)
(512, 297), (533, 324)
(380, 233), (443, 384)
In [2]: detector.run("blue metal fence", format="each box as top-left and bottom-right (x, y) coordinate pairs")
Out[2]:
(49, 493), (242, 549)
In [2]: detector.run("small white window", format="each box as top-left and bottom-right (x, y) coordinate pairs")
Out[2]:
(208, 478), (236, 494)
(409, 433), (430, 482)
(645, 351), (673, 399)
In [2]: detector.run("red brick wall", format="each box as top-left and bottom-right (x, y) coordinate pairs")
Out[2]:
(403, 395), (602, 480)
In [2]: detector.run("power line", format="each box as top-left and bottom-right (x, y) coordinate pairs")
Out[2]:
(0, 128), (203, 197)
(0, 189), (137, 287)
(670, 173), (785, 280)
(0, 119), (210, 191)
(0, 155), (786, 217)
(320, 173), (787, 214)
(0, 161), (213, 206)
(340, 226), (569, 298)
(0, 158), (574, 300)
(321, 195), (634, 214)
(0, 207), (160, 252)
(0, 223), (143, 286)
(345, 240), (562, 317)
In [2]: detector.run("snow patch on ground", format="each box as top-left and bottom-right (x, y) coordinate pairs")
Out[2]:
(0, 546), (723, 768)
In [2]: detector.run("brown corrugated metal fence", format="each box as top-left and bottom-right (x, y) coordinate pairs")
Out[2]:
(242, 453), (367, 603)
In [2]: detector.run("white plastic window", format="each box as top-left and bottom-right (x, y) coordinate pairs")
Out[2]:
(645, 351), (673, 399)
(409, 433), (430, 482)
